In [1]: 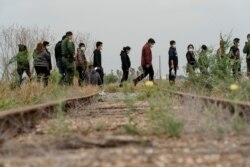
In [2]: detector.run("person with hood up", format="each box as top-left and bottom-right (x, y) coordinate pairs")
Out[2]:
(15, 44), (31, 85)
(120, 46), (131, 87)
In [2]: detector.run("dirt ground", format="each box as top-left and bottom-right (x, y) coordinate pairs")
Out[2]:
(0, 93), (250, 167)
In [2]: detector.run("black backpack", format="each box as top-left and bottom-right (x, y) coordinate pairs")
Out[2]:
(54, 41), (62, 62)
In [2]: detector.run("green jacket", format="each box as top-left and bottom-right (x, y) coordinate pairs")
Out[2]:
(198, 51), (209, 68)
(16, 50), (29, 69)
(243, 42), (250, 58)
(61, 38), (75, 57)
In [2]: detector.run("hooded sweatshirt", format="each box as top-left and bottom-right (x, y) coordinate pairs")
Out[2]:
(120, 50), (131, 70)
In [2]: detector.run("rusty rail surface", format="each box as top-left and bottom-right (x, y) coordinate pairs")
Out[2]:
(0, 92), (99, 139)
(164, 89), (250, 119)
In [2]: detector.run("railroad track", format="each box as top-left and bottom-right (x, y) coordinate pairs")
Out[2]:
(0, 92), (100, 139)
(1, 88), (250, 139)
(163, 89), (250, 120)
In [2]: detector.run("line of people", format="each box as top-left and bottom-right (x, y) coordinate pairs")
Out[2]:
(14, 32), (250, 87)
(185, 34), (250, 80)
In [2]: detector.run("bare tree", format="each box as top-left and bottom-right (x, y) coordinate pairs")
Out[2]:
(0, 24), (55, 81)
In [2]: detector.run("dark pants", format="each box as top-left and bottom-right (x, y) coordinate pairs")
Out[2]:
(232, 61), (241, 78)
(56, 58), (66, 85)
(77, 66), (86, 86)
(17, 66), (31, 86)
(96, 68), (104, 85)
(62, 57), (75, 86)
(35, 66), (50, 87)
(135, 65), (154, 82)
(169, 68), (177, 83)
(247, 58), (250, 77)
(120, 68), (129, 84)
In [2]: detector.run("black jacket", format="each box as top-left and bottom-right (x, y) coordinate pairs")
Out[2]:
(186, 51), (196, 65)
(55, 41), (62, 62)
(120, 51), (131, 70)
(93, 49), (102, 68)
(168, 47), (178, 67)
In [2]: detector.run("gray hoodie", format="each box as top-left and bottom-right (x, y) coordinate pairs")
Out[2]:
(86, 69), (102, 85)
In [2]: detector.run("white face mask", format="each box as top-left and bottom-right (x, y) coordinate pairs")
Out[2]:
(188, 48), (194, 52)
(173, 45), (176, 48)
(46, 46), (50, 50)
(81, 47), (86, 52)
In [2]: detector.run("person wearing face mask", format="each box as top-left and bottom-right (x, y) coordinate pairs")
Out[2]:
(43, 41), (52, 71)
(76, 43), (88, 86)
(93, 41), (104, 85)
(186, 44), (196, 75)
(61, 31), (75, 85)
(230, 38), (241, 78)
(120, 46), (131, 87)
(168, 40), (179, 84)
(133, 38), (155, 86)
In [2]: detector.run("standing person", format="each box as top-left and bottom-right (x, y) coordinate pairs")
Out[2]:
(120, 46), (131, 87)
(93, 41), (104, 85)
(16, 44), (31, 85)
(217, 39), (226, 60)
(33, 43), (51, 87)
(230, 38), (241, 78)
(55, 35), (67, 84)
(43, 41), (52, 72)
(85, 65), (102, 86)
(198, 45), (209, 75)
(186, 44), (196, 75)
(243, 34), (250, 77)
(133, 38), (155, 86)
(61, 31), (75, 85)
(168, 40), (179, 84)
(76, 43), (88, 86)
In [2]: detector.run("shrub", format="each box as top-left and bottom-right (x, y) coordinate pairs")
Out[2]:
(104, 73), (118, 84)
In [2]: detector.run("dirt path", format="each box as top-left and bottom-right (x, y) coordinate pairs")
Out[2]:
(0, 93), (250, 167)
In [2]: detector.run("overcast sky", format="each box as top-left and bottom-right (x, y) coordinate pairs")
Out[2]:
(1, 0), (250, 76)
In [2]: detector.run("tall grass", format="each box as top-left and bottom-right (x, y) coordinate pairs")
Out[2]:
(0, 80), (99, 111)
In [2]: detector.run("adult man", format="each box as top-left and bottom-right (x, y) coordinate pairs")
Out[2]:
(61, 31), (75, 85)
(243, 34), (250, 77)
(168, 40), (179, 83)
(133, 38), (155, 86)
(93, 41), (104, 85)
(55, 35), (66, 84)
(230, 38), (241, 78)
(76, 43), (87, 86)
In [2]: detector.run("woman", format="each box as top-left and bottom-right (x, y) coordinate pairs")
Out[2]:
(120, 46), (131, 87)
(186, 44), (197, 74)
(33, 43), (51, 87)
